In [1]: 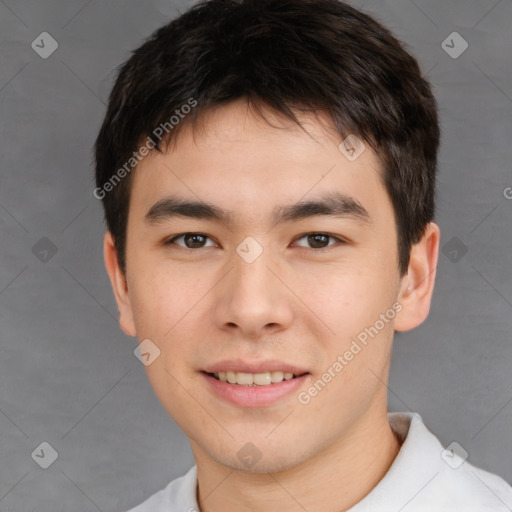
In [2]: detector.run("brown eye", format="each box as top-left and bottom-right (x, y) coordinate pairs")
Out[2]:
(183, 234), (207, 248)
(308, 234), (330, 248)
(166, 233), (216, 248)
(294, 233), (342, 249)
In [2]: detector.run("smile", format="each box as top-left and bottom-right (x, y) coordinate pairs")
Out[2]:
(209, 371), (304, 386)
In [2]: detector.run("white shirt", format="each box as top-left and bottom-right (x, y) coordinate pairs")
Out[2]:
(126, 412), (512, 511)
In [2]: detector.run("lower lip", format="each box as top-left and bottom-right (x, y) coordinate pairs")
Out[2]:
(202, 372), (310, 408)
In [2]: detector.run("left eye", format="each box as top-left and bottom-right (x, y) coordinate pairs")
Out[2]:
(167, 233), (217, 249)
(293, 233), (343, 249)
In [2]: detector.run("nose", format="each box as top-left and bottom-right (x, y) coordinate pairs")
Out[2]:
(212, 247), (294, 338)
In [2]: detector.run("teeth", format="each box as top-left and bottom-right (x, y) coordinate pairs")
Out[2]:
(271, 371), (284, 383)
(214, 371), (299, 386)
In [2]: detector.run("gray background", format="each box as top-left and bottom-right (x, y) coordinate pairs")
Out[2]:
(0, 0), (511, 510)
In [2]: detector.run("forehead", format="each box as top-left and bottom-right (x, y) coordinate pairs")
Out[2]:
(129, 100), (389, 225)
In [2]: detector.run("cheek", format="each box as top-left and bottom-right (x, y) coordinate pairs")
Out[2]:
(295, 260), (398, 385)
(127, 261), (195, 339)
(127, 261), (214, 384)
(298, 264), (393, 332)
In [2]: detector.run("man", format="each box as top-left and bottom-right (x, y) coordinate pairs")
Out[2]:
(94, 0), (512, 510)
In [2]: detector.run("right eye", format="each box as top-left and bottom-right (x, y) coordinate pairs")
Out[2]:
(164, 233), (217, 249)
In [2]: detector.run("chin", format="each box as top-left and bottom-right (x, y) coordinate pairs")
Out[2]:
(211, 445), (309, 475)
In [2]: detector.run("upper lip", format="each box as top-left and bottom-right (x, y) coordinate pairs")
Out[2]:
(203, 359), (309, 375)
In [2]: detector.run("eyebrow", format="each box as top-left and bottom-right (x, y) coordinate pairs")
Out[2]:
(144, 192), (371, 227)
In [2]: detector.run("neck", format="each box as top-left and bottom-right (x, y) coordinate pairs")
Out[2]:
(193, 409), (402, 512)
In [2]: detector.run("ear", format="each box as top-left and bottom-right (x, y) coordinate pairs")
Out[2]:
(394, 222), (440, 332)
(103, 231), (137, 337)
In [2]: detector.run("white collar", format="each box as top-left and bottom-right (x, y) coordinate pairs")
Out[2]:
(140, 412), (512, 511)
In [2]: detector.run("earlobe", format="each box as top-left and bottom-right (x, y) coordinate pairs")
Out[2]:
(394, 222), (440, 332)
(103, 232), (137, 337)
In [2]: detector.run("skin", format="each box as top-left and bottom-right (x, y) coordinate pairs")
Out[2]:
(104, 98), (440, 512)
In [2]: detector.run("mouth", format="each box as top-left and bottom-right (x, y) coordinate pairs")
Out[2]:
(204, 370), (308, 386)
(201, 369), (311, 408)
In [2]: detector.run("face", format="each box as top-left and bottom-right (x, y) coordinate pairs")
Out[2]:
(105, 99), (438, 473)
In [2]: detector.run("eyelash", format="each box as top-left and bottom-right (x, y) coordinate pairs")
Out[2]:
(163, 232), (347, 251)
